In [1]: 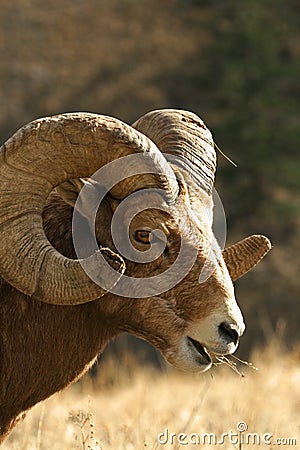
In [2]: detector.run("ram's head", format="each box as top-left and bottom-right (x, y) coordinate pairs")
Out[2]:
(0, 109), (270, 372)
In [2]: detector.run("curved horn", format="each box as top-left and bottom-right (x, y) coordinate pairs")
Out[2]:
(0, 113), (178, 305)
(222, 235), (272, 281)
(132, 109), (216, 196)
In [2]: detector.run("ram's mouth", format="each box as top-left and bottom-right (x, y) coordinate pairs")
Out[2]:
(187, 337), (212, 365)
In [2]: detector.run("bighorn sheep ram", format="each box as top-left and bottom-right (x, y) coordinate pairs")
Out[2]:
(0, 109), (271, 442)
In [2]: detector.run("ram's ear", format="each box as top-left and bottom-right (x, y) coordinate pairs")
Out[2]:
(223, 235), (271, 281)
(56, 178), (102, 221)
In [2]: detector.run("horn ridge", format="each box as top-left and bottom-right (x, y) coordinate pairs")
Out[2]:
(132, 109), (216, 195)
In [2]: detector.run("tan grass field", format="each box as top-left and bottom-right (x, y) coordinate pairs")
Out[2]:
(2, 343), (299, 450)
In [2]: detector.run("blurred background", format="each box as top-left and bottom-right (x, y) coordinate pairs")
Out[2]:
(1, 0), (299, 363)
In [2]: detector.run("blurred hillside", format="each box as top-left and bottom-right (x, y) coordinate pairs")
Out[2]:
(0, 0), (299, 354)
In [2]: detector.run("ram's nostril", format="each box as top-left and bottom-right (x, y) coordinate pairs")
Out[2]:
(218, 322), (239, 346)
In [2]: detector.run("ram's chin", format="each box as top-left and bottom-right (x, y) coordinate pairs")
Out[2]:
(164, 337), (213, 373)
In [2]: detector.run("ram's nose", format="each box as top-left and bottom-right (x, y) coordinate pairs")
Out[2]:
(216, 319), (245, 354)
(218, 321), (240, 346)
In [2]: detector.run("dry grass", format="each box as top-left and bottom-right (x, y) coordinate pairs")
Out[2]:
(2, 342), (299, 449)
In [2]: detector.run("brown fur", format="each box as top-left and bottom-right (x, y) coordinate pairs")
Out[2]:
(0, 184), (236, 442)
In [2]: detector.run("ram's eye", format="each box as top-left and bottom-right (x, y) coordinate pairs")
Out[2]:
(134, 230), (151, 244)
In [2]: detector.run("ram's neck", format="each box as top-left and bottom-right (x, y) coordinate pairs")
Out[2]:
(0, 189), (123, 438)
(0, 191), (118, 437)
(0, 281), (117, 437)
